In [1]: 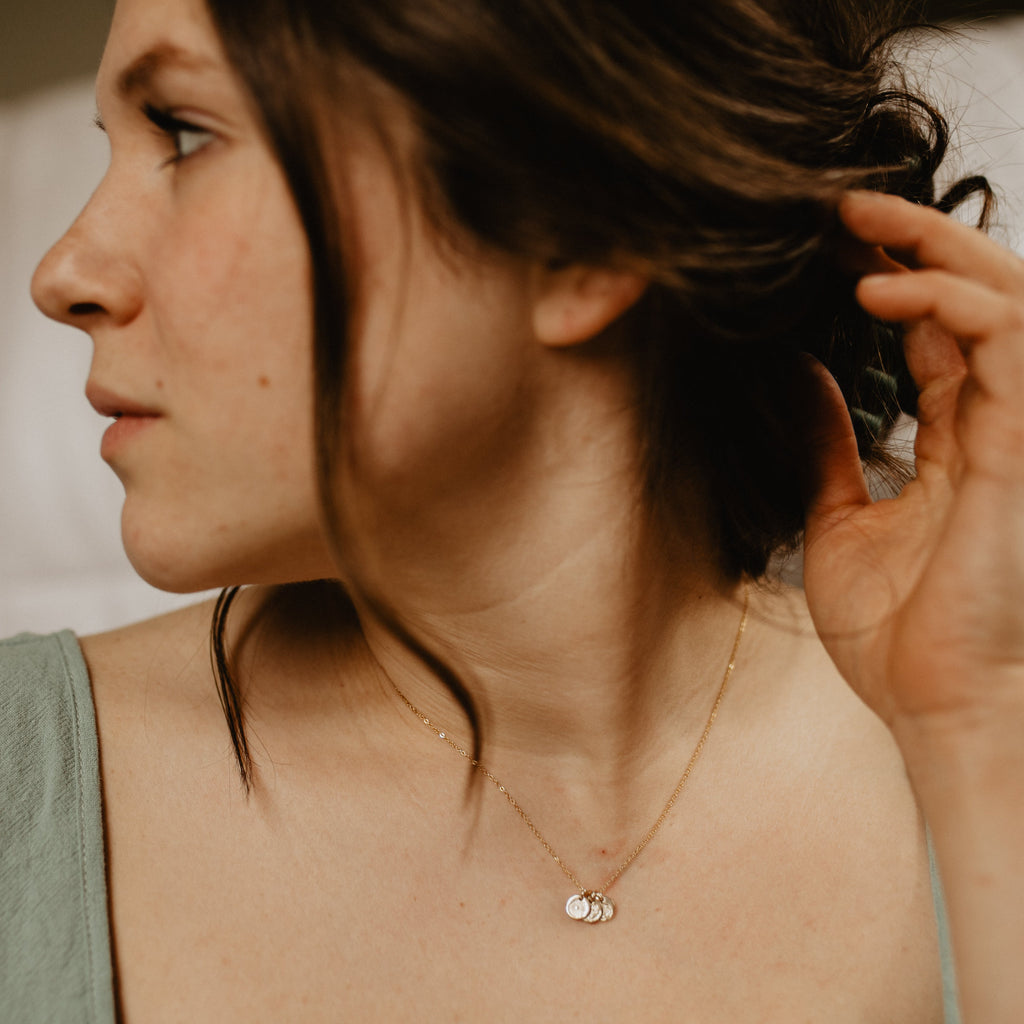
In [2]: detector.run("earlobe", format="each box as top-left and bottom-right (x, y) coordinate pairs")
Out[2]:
(531, 265), (649, 347)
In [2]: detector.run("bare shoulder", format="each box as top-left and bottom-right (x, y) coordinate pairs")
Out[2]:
(80, 582), (368, 791)
(683, 585), (943, 1021)
(741, 581), (927, 853)
(747, 580), (897, 745)
(740, 581), (848, 710)
(79, 596), (221, 709)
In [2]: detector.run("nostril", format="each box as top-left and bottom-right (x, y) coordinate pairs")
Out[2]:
(69, 302), (105, 316)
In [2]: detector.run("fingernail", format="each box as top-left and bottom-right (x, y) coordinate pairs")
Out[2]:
(846, 190), (891, 203)
(858, 273), (895, 288)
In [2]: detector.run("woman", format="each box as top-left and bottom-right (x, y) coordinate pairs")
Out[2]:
(4, 0), (1023, 1019)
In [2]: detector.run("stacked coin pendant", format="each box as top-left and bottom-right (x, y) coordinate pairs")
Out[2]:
(565, 891), (615, 924)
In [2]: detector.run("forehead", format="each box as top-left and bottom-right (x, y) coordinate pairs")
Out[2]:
(99, 0), (227, 96)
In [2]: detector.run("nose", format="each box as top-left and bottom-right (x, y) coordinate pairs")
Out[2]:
(31, 188), (143, 330)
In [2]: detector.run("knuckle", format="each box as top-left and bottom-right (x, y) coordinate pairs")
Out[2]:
(916, 373), (963, 427)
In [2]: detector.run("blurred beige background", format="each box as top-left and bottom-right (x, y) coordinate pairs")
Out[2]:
(1, 0), (113, 100)
(3, 0), (1024, 100)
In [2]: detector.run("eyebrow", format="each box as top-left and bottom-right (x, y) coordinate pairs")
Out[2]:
(115, 43), (219, 98)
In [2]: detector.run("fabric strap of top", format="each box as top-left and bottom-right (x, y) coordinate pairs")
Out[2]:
(928, 824), (962, 1024)
(0, 631), (116, 1024)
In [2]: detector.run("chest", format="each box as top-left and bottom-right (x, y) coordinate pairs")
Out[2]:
(101, 770), (947, 1024)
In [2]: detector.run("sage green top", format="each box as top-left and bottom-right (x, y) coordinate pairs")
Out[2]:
(1, 631), (115, 1023)
(0, 631), (961, 1022)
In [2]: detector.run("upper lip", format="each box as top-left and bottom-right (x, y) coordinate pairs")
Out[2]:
(85, 381), (161, 419)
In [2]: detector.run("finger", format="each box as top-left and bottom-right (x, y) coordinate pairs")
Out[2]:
(856, 269), (1024, 483)
(903, 319), (966, 476)
(954, 374), (1024, 485)
(857, 270), (1024, 374)
(902, 316), (966, 388)
(840, 191), (1024, 296)
(836, 235), (910, 278)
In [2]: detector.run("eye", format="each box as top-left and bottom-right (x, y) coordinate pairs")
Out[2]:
(143, 103), (216, 164)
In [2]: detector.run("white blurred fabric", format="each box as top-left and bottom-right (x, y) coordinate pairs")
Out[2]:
(0, 20), (1022, 635)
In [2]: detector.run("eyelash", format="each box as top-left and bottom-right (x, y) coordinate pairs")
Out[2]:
(143, 103), (215, 164)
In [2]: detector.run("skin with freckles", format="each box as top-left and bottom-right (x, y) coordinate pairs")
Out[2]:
(31, 0), (329, 592)
(27, 0), (1024, 1020)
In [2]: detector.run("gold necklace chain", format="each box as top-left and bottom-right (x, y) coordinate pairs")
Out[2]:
(385, 588), (749, 924)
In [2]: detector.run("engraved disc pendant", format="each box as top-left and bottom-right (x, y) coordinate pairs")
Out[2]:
(565, 891), (615, 923)
(565, 893), (591, 920)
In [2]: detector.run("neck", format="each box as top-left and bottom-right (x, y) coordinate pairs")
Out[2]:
(344, 348), (745, 778)
(358, 544), (745, 771)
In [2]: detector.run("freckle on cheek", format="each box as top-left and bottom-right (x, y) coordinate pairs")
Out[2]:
(258, 375), (271, 389)
(155, 379), (165, 390)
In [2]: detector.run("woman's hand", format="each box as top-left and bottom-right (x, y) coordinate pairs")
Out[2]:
(803, 190), (1024, 1022)
(803, 190), (1024, 742)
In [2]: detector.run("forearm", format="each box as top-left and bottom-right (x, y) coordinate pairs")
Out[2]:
(897, 710), (1024, 1024)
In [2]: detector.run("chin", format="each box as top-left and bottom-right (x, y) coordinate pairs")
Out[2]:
(119, 518), (240, 594)
(120, 508), (337, 595)
(124, 547), (227, 595)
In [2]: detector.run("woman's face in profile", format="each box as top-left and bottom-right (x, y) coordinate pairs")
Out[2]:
(30, 0), (544, 595)
(30, 0), (330, 592)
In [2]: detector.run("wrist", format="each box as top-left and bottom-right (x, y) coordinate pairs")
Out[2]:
(891, 700), (1024, 809)
(891, 701), (1024, 1024)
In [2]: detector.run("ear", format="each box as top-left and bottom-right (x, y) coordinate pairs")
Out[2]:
(531, 265), (649, 347)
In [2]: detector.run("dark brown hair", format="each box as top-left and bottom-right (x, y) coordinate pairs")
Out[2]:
(199, 0), (992, 788)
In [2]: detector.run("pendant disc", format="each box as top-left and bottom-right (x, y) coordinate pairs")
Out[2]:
(598, 894), (615, 921)
(565, 894), (591, 921)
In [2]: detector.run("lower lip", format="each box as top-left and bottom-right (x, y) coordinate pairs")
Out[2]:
(100, 415), (160, 459)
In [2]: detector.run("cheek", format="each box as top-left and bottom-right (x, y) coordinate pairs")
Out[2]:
(151, 168), (314, 416)
(117, 171), (327, 587)
(169, 170), (312, 353)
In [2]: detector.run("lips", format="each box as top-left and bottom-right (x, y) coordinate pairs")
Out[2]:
(85, 381), (163, 461)
(85, 381), (162, 420)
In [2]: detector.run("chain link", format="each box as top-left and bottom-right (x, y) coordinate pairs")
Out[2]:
(386, 588), (749, 897)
